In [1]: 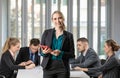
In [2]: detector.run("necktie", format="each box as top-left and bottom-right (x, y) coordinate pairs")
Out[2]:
(30, 53), (34, 62)
(81, 53), (85, 63)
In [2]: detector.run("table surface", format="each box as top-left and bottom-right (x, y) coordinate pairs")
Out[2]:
(17, 66), (90, 78)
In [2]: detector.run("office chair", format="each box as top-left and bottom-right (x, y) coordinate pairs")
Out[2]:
(0, 59), (5, 78)
(0, 75), (5, 78)
(100, 59), (106, 65)
(118, 61), (120, 77)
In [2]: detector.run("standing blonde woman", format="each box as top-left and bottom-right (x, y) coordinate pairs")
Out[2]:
(0, 37), (35, 78)
(40, 11), (75, 78)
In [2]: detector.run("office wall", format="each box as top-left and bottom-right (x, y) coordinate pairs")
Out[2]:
(111, 0), (120, 44)
(111, 0), (120, 57)
(0, 0), (2, 54)
(0, 0), (8, 54)
(0, 0), (120, 56)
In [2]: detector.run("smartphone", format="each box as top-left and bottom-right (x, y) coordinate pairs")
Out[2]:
(40, 45), (52, 50)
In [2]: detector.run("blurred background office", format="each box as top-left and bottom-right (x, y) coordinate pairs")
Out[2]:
(0, 0), (120, 59)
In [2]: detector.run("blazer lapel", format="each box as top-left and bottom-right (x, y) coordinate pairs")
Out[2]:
(84, 48), (90, 58)
(8, 51), (15, 63)
(61, 31), (67, 49)
(47, 29), (54, 47)
(27, 47), (31, 60)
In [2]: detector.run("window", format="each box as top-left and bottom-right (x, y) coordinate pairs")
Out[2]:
(9, 0), (109, 57)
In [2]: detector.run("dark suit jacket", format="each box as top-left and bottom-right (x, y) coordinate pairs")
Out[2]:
(41, 28), (75, 70)
(0, 50), (25, 78)
(15, 47), (40, 66)
(71, 48), (101, 77)
(88, 54), (120, 78)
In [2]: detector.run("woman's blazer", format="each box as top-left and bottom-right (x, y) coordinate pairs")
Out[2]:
(41, 28), (75, 69)
(0, 50), (25, 78)
(88, 54), (119, 78)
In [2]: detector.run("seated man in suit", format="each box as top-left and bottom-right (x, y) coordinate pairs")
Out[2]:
(71, 37), (101, 78)
(16, 38), (40, 66)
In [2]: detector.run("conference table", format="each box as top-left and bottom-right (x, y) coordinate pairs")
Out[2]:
(17, 66), (90, 78)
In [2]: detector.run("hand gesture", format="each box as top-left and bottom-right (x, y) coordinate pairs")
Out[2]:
(25, 63), (35, 69)
(40, 45), (52, 54)
(73, 66), (81, 71)
(25, 60), (34, 65)
(98, 74), (102, 78)
(74, 66), (88, 71)
(51, 50), (60, 56)
(18, 62), (26, 66)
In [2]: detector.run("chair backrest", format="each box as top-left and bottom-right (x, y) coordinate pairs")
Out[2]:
(118, 60), (120, 77)
(0, 58), (5, 78)
(100, 59), (106, 65)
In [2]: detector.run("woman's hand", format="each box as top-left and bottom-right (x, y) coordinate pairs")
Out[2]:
(19, 60), (34, 66)
(25, 63), (35, 69)
(41, 47), (52, 54)
(19, 62), (26, 66)
(50, 50), (60, 56)
(25, 60), (34, 65)
(98, 74), (102, 78)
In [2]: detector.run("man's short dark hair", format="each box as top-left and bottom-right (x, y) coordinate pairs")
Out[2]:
(77, 37), (89, 43)
(30, 38), (40, 46)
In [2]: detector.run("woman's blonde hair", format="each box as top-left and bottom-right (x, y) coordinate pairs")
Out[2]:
(2, 37), (20, 53)
(52, 11), (65, 30)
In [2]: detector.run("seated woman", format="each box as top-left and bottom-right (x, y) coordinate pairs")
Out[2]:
(0, 37), (35, 78)
(73, 39), (120, 78)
